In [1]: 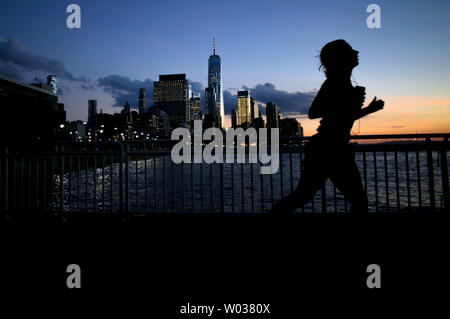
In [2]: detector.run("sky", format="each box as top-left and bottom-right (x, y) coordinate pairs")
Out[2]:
(0, 0), (449, 135)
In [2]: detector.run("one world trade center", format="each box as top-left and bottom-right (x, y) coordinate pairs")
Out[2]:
(205, 37), (224, 128)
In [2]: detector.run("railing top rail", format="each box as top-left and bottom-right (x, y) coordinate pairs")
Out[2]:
(279, 133), (450, 141)
(1, 133), (449, 150)
(347, 133), (450, 140)
(125, 133), (449, 143)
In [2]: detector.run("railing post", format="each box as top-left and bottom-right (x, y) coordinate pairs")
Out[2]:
(60, 144), (64, 213)
(124, 143), (129, 219)
(440, 139), (449, 212)
(118, 150), (122, 213)
(5, 146), (9, 213)
(220, 162), (224, 213)
(321, 183), (327, 213)
(117, 141), (125, 220)
(426, 138), (435, 212)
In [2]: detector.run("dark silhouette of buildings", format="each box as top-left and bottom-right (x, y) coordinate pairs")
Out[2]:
(122, 101), (131, 114)
(139, 88), (146, 115)
(252, 116), (265, 130)
(84, 98), (171, 142)
(231, 109), (238, 128)
(0, 74), (64, 144)
(280, 118), (303, 137)
(88, 100), (97, 122)
(67, 120), (86, 141)
(266, 101), (280, 129)
(204, 87), (217, 129)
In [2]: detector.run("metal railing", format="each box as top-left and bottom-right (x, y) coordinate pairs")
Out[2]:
(1, 134), (448, 215)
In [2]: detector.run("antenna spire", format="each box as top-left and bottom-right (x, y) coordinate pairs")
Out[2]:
(213, 35), (216, 55)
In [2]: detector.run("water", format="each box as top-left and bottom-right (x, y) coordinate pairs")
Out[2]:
(54, 151), (448, 213)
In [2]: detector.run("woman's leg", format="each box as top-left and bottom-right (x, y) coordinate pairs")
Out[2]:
(270, 159), (327, 214)
(330, 158), (368, 214)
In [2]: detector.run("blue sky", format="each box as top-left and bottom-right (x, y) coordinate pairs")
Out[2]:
(0, 0), (449, 133)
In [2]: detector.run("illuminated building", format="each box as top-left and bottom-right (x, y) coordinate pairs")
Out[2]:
(237, 90), (251, 126)
(206, 37), (224, 128)
(153, 74), (190, 127)
(189, 92), (202, 124)
(46, 75), (58, 95)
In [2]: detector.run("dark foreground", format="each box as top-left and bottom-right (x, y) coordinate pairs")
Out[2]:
(1, 211), (448, 315)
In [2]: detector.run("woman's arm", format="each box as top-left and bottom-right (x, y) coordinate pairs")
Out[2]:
(353, 97), (384, 120)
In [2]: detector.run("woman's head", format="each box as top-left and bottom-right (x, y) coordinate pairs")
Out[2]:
(319, 39), (359, 78)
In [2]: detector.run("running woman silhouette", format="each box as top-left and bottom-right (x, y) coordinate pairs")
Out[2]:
(271, 39), (384, 214)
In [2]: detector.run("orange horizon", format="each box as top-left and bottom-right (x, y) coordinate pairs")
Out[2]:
(224, 95), (450, 136)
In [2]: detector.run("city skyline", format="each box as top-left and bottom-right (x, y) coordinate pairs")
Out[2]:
(0, 0), (449, 135)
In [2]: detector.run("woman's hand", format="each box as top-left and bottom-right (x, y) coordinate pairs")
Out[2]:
(353, 96), (385, 120)
(367, 96), (384, 113)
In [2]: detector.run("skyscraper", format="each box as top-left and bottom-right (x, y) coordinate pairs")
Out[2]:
(153, 74), (190, 127)
(47, 75), (58, 95)
(266, 101), (280, 128)
(190, 92), (202, 124)
(206, 37), (224, 128)
(250, 97), (260, 122)
(88, 100), (97, 122)
(204, 87), (217, 128)
(231, 109), (238, 128)
(237, 90), (251, 126)
(139, 88), (146, 115)
(123, 101), (131, 114)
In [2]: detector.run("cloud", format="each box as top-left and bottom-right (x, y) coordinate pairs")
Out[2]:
(0, 60), (24, 80)
(242, 83), (316, 116)
(0, 37), (86, 82)
(223, 90), (238, 113)
(391, 125), (405, 128)
(97, 76), (316, 117)
(57, 85), (71, 96)
(98, 75), (208, 111)
(224, 83), (316, 116)
(98, 75), (154, 108)
(81, 84), (96, 91)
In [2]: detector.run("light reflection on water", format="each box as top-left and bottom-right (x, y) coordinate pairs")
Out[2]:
(54, 151), (447, 213)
